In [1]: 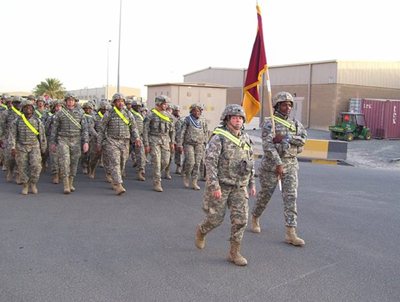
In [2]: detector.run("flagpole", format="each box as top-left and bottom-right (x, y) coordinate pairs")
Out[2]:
(264, 69), (275, 136)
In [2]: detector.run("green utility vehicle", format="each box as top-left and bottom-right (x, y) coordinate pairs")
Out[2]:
(329, 112), (372, 141)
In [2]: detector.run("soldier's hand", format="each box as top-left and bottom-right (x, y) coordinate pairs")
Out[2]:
(145, 146), (150, 155)
(135, 140), (141, 147)
(177, 146), (183, 154)
(11, 149), (17, 158)
(83, 142), (89, 153)
(170, 144), (175, 151)
(212, 189), (222, 199)
(273, 135), (286, 144)
(97, 146), (102, 155)
(51, 144), (56, 153)
(249, 187), (256, 197)
(276, 164), (283, 178)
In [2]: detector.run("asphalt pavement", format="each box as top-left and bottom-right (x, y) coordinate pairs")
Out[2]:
(1, 159), (400, 302)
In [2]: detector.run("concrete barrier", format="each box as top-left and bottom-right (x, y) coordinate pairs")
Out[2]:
(298, 139), (348, 165)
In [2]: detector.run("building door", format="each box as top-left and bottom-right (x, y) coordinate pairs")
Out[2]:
(290, 97), (303, 123)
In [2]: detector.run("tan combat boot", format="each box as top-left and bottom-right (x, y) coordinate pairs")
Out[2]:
(69, 177), (75, 192)
(153, 181), (163, 192)
(175, 165), (182, 174)
(137, 170), (145, 181)
(227, 242), (248, 266)
(15, 173), (22, 185)
(192, 178), (200, 190)
(183, 174), (189, 188)
(114, 183), (126, 195)
(285, 226), (305, 246)
(88, 166), (95, 179)
(82, 167), (88, 174)
(6, 169), (13, 182)
(251, 215), (261, 233)
(30, 182), (38, 194)
(2, 163), (6, 171)
(194, 225), (206, 249)
(105, 173), (112, 183)
(21, 183), (29, 195)
(63, 178), (71, 194)
(52, 173), (59, 184)
(165, 170), (172, 180)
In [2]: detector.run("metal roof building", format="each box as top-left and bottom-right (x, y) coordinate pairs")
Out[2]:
(184, 61), (400, 130)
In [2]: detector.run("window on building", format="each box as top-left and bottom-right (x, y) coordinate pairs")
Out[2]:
(207, 93), (212, 98)
(187, 92), (191, 97)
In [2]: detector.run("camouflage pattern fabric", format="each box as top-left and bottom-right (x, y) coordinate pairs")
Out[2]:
(198, 126), (255, 242)
(45, 114), (59, 175)
(57, 136), (82, 179)
(251, 111), (307, 227)
(130, 109), (146, 172)
(102, 138), (130, 184)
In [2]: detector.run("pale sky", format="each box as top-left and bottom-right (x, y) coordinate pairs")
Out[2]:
(1, 0), (398, 99)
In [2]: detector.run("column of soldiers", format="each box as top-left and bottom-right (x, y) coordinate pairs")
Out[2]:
(1, 91), (307, 267)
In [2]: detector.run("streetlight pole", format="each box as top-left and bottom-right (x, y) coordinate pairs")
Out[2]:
(117, 0), (122, 93)
(107, 40), (111, 100)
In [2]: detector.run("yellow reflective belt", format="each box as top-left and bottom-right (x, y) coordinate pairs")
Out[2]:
(12, 106), (22, 116)
(1, 104), (7, 109)
(61, 108), (81, 129)
(98, 112), (103, 119)
(84, 113), (92, 118)
(48, 112), (53, 117)
(132, 109), (144, 121)
(114, 107), (131, 126)
(274, 116), (296, 132)
(35, 109), (43, 119)
(151, 108), (170, 122)
(213, 128), (250, 151)
(21, 115), (39, 136)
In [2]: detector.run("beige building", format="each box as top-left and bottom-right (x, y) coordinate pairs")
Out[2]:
(68, 86), (141, 102)
(184, 61), (400, 130)
(146, 82), (228, 130)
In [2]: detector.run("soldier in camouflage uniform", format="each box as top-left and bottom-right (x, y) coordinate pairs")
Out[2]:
(194, 104), (256, 266)
(0, 95), (23, 184)
(172, 105), (184, 174)
(50, 93), (89, 194)
(97, 93), (141, 195)
(0, 93), (10, 170)
(177, 103), (208, 190)
(164, 103), (176, 180)
(80, 102), (96, 175)
(127, 98), (146, 181)
(251, 92), (307, 246)
(9, 100), (47, 195)
(143, 95), (175, 192)
(45, 100), (63, 184)
(34, 96), (48, 122)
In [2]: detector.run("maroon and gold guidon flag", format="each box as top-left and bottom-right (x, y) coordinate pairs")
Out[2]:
(242, 5), (267, 123)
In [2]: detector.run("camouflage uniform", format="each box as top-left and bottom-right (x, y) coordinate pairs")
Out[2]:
(81, 103), (96, 174)
(45, 102), (61, 181)
(195, 105), (255, 266)
(251, 92), (307, 246)
(0, 94), (11, 170)
(177, 103), (208, 189)
(98, 95), (140, 191)
(9, 101), (47, 193)
(173, 106), (185, 173)
(0, 96), (23, 182)
(143, 97), (175, 190)
(128, 99), (146, 180)
(50, 94), (89, 191)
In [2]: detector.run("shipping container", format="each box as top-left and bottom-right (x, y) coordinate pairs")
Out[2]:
(361, 98), (400, 139)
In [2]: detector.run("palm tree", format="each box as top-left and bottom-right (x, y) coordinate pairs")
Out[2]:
(33, 78), (66, 99)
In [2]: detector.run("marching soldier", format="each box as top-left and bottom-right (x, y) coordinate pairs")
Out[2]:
(129, 98), (146, 181)
(251, 92), (307, 246)
(194, 104), (256, 266)
(45, 100), (63, 184)
(0, 93), (10, 170)
(50, 93), (89, 194)
(143, 95), (175, 192)
(172, 105), (184, 174)
(177, 103), (208, 190)
(9, 100), (47, 195)
(88, 101), (110, 179)
(0, 95), (23, 183)
(81, 102), (96, 175)
(97, 93), (141, 195)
